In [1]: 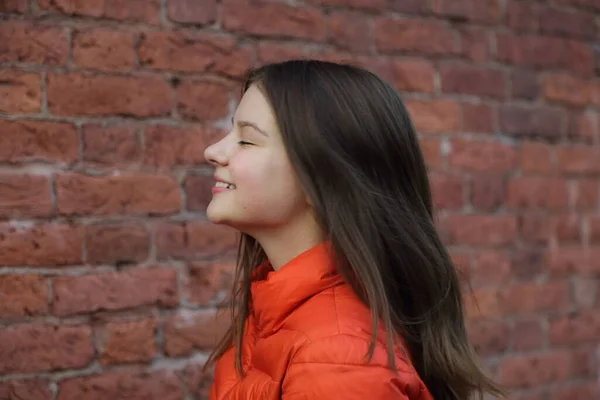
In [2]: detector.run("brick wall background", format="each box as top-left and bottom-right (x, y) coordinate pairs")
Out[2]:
(0, 0), (599, 399)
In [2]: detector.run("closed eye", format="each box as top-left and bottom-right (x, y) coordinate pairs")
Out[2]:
(238, 140), (254, 146)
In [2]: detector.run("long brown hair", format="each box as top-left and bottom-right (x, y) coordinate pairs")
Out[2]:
(204, 60), (503, 400)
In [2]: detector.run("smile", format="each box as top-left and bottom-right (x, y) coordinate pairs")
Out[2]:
(215, 181), (236, 189)
(212, 181), (236, 194)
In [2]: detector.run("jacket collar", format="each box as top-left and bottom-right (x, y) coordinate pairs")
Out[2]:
(250, 241), (344, 336)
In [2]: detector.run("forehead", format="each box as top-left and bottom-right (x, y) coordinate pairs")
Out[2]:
(236, 85), (277, 126)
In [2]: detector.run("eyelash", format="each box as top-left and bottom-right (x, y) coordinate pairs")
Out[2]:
(238, 140), (254, 147)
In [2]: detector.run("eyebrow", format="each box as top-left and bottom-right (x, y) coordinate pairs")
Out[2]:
(232, 118), (269, 137)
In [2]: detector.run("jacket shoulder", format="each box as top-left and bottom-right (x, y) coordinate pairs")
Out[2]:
(284, 284), (377, 340)
(284, 333), (428, 400)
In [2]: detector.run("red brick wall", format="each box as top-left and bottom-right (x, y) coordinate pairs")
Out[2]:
(0, 0), (599, 399)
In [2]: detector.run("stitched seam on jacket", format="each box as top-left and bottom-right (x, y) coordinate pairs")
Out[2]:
(332, 286), (341, 335)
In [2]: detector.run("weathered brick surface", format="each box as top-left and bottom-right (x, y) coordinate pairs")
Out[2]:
(0, 1), (599, 398)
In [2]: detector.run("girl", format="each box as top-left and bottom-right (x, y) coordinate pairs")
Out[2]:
(203, 60), (502, 399)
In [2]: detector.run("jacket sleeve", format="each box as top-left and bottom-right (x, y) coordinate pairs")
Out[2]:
(281, 336), (423, 400)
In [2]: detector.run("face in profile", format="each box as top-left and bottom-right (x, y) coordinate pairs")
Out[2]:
(204, 84), (311, 235)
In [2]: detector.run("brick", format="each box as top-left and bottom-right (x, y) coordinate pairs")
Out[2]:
(144, 125), (218, 166)
(512, 247), (546, 279)
(99, 318), (156, 365)
(0, 323), (93, 374)
(554, 383), (599, 400)
(442, 214), (517, 247)
(572, 178), (598, 209)
(449, 251), (470, 280)
(182, 362), (213, 400)
(55, 173), (180, 217)
(354, 56), (397, 84)
(0, 0), (28, 12)
(458, 27), (490, 62)
(464, 288), (500, 318)
(520, 141), (553, 174)
(176, 80), (230, 122)
(47, 73), (172, 117)
(519, 214), (552, 245)
(390, 59), (434, 93)
(441, 64), (505, 98)
(0, 174), (52, 219)
(183, 261), (234, 306)
(404, 99), (460, 134)
(305, 49), (355, 66)
(511, 70), (540, 100)
(305, 0), (386, 9)
(556, 145), (600, 174)
(512, 319), (543, 351)
(448, 140), (517, 173)
(0, 223), (83, 267)
(0, 379), (51, 400)
(506, 0), (537, 32)
(542, 73), (593, 107)
(37, 0), (160, 24)
(0, 120), (78, 164)
(499, 351), (572, 388)
(462, 103), (495, 133)
(564, 40), (594, 77)
(83, 125), (141, 166)
(72, 29), (135, 71)
(138, 31), (252, 79)
(419, 138), (442, 169)
(570, 347), (597, 378)
(470, 175), (505, 211)
(0, 21), (68, 65)
(0, 70), (41, 113)
(497, 34), (565, 69)
(52, 268), (178, 316)
(553, 0), (600, 9)
(85, 223), (150, 265)
(163, 309), (229, 356)
(222, 0), (325, 41)
(467, 319), (509, 356)
(156, 221), (237, 260)
(539, 7), (595, 40)
(499, 281), (570, 315)
(547, 246), (593, 276)
(429, 173), (463, 210)
(375, 17), (455, 55)
(590, 217), (600, 244)
(549, 310), (600, 345)
(433, 0), (500, 24)
(56, 369), (184, 400)
(327, 10), (371, 52)
(0, 275), (47, 318)
(184, 174), (213, 211)
(568, 111), (597, 142)
(470, 251), (510, 288)
(257, 42), (305, 64)
(167, 0), (216, 25)
(507, 177), (569, 210)
(499, 105), (565, 140)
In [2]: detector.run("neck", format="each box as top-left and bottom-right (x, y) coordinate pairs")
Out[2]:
(248, 214), (325, 270)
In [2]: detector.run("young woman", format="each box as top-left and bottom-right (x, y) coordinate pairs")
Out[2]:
(203, 60), (502, 399)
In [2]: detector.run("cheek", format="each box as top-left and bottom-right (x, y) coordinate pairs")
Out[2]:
(230, 153), (305, 210)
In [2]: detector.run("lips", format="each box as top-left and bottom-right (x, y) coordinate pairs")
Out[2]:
(214, 181), (235, 189)
(212, 177), (236, 194)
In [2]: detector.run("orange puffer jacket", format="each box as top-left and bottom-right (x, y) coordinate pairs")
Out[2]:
(209, 242), (433, 400)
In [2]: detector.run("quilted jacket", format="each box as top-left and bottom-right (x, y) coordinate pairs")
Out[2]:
(209, 241), (433, 399)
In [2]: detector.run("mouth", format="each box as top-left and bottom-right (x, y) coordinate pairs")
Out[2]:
(214, 181), (236, 190)
(212, 180), (236, 194)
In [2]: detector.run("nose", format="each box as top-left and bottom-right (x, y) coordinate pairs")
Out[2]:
(204, 137), (229, 167)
